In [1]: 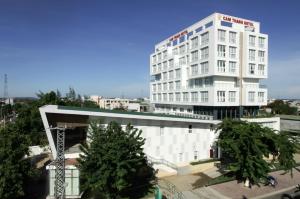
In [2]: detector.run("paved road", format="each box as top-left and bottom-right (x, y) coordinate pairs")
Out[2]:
(262, 188), (300, 199)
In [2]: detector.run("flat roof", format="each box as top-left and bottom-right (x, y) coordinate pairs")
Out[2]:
(40, 105), (220, 124)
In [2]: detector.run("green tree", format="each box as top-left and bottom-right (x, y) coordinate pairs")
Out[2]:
(0, 123), (32, 199)
(267, 100), (297, 115)
(217, 119), (299, 186)
(12, 89), (98, 145)
(78, 121), (155, 199)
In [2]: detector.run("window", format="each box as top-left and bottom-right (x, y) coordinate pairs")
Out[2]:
(258, 64), (265, 75)
(194, 78), (202, 88)
(194, 151), (198, 160)
(179, 56), (186, 66)
(229, 32), (237, 44)
(175, 92), (181, 102)
(191, 37), (198, 49)
(152, 55), (157, 63)
(157, 83), (161, 91)
(160, 126), (164, 136)
(249, 63), (255, 75)
(204, 77), (212, 86)
(258, 51), (265, 62)
(217, 60), (226, 73)
(172, 39), (178, 46)
(169, 70), (174, 79)
(183, 92), (189, 102)
(201, 61), (209, 74)
(249, 35), (255, 46)
(157, 63), (161, 71)
(195, 26), (203, 33)
(175, 69), (181, 78)
(258, 92), (264, 102)
(221, 21), (232, 27)
(158, 93), (161, 101)
(228, 91), (236, 102)
(175, 81), (181, 89)
(163, 93), (167, 101)
(179, 36), (185, 43)
(191, 50), (198, 62)
(169, 82), (174, 90)
(259, 37), (265, 48)
(249, 49), (255, 61)
(191, 64), (198, 75)
(201, 32), (209, 45)
(191, 92), (198, 102)
(205, 21), (213, 28)
(152, 94), (156, 101)
(163, 61), (167, 70)
(217, 91), (225, 102)
(169, 59), (174, 68)
(229, 46), (237, 59)
(163, 50), (167, 59)
(229, 61), (236, 73)
(158, 53), (162, 61)
(169, 93), (173, 101)
(163, 72), (167, 80)
(179, 45), (185, 54)
(187, 31), (193, 39)
(200, 91), (208, 102)
(218, 29), (226, 42)
(201, 47), (209, 59)
(248, 91), (255, 102)
(152, 65), (156, 73)
(152, 84), (156, 92)
(163, 83), (167, 91)
(218, 45), (226, 57)
(172, 48), (178, 55)
(188, 125), (192, 133)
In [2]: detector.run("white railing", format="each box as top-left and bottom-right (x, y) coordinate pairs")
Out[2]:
(174, 112), (213, 120)
(147, 155), (178, 171)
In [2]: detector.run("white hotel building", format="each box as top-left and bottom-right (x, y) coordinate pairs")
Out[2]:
(150, 13), (268, 120)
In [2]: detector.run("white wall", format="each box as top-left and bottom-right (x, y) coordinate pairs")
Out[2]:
(90, 116), (216, 165)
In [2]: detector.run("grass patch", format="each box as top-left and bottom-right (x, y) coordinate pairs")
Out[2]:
(190, 158), (219, 165)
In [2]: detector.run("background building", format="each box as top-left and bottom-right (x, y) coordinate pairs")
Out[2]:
(89, 96), (129, 110)
(150, 13), (268, 119)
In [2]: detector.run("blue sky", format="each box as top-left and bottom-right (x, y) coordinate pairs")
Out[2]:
(0, 0), (300, 98)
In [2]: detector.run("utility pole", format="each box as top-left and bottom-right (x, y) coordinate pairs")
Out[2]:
(49, 126), (67, 199)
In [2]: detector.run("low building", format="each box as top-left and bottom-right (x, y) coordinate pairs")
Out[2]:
(39, 105), (280, 198)
(99, 98), (129, 110)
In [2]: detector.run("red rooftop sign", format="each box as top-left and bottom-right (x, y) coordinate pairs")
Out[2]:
(222, 15), (254, 27)
(169, 30), (188, 41)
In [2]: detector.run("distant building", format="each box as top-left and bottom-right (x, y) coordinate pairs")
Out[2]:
(89, 95), (102, 105)
(0, 98), (14, 105)
(99, 98), (129, 110)
(89, 95), (129, 110)
(150, 13), (268, 119)
(290, 100), (300, 115)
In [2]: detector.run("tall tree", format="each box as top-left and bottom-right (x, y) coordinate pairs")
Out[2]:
(217, 119), (299, 186)
(0, 124), (32, 199)
(79, 121), (156, 199)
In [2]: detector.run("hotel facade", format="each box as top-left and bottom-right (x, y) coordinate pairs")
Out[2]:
(150, 13), (268, 119)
